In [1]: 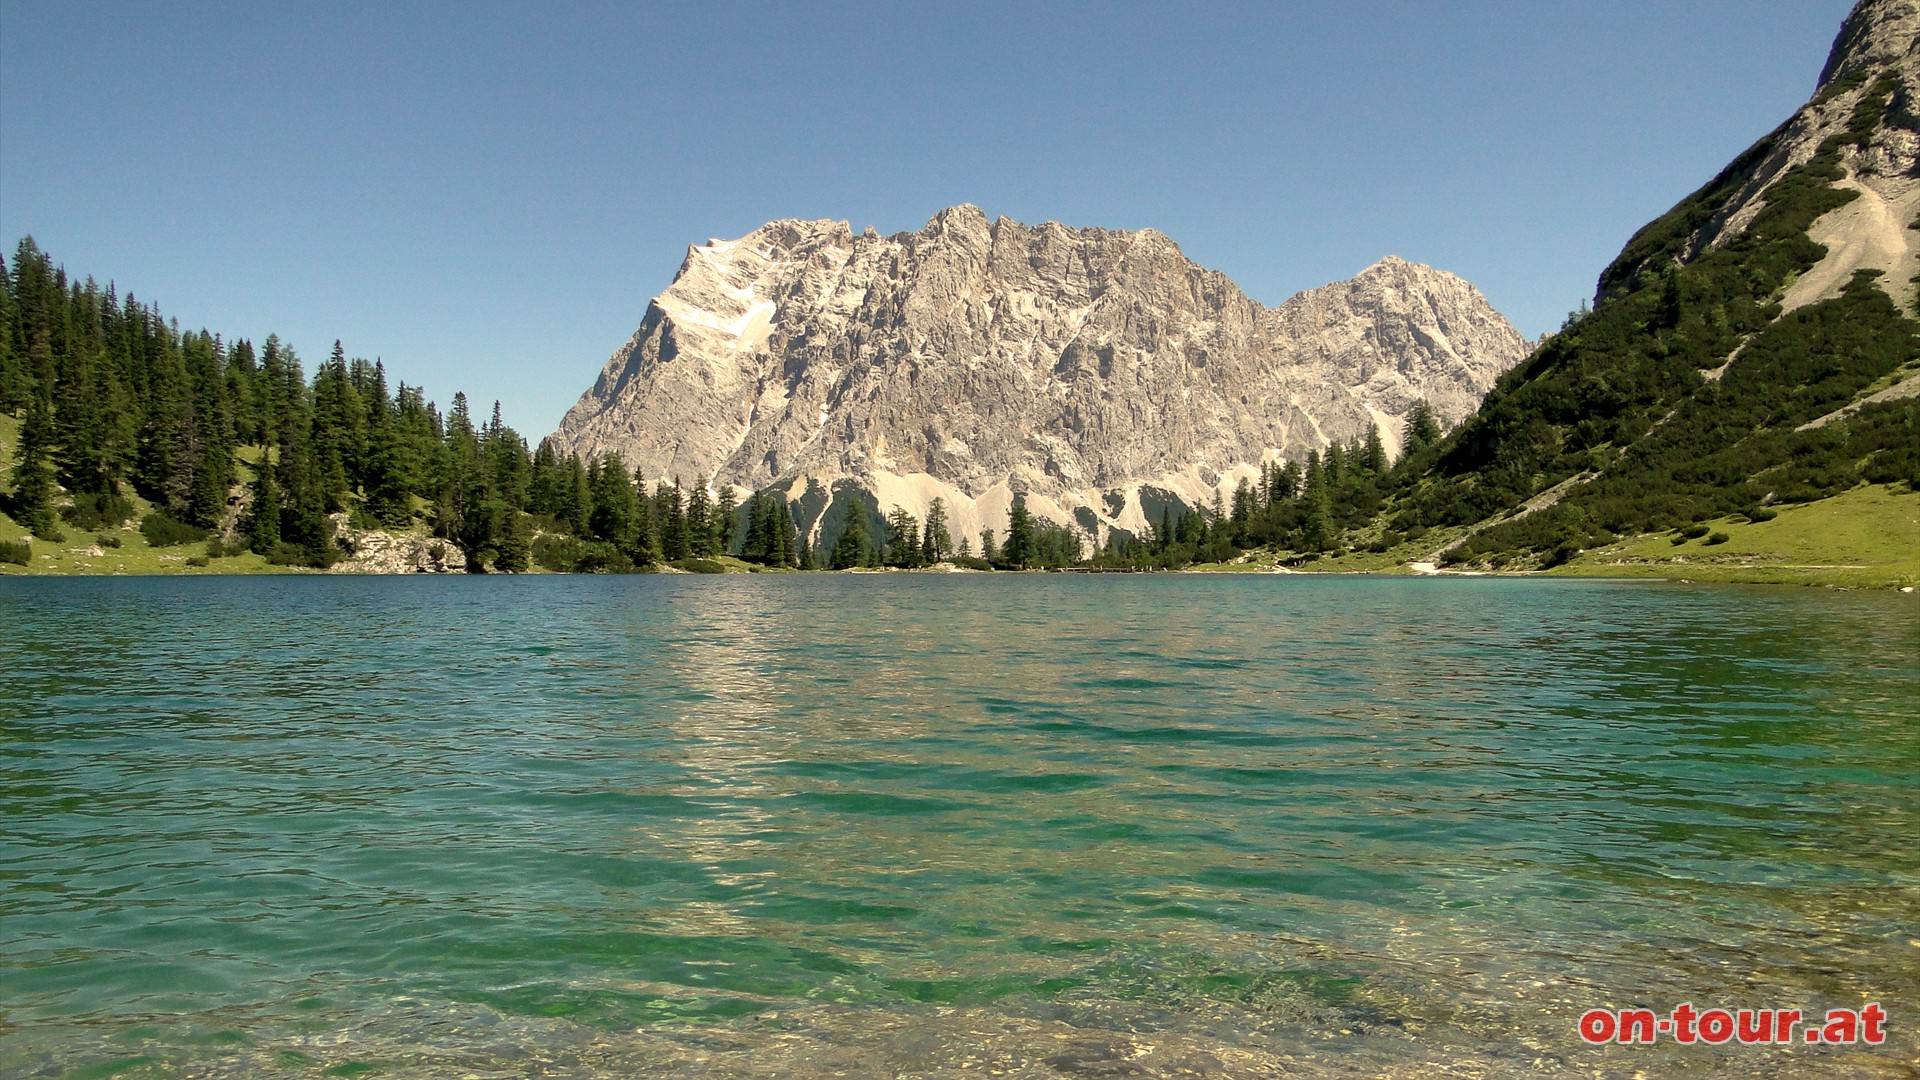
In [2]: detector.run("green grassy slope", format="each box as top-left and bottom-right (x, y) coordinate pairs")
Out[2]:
(1552, 484), (1920, 588)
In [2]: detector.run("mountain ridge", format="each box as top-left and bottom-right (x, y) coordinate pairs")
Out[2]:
(551, 206), (1529, 546)
(1395, 0), (1919, 579)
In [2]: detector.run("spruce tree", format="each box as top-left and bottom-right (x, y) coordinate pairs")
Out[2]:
(1005, 494), (1035, 568)
(713, 485), (737, 555)
(588, 451), (636, 548)
(921, 497), (951, 564)
(884, 507), (920, 567)
(9, 395), (60, 537)
(245, 458), (281, 552)
(564, 455), (592, 536)
(629, 467), (658, 563)
(495, 511), (532, 573)
(657, 480), (689, 561)
(773, 501), (798, 567)
(1402, 400), (1441, 453)
(741, 493), (770, 563)
(1362, 423), (1389, 473)
(829, 496), (871, 569)
(686, 483), (715, 557)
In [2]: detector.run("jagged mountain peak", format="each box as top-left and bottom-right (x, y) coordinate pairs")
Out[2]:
(1595, 0), (1918, 314)
(1819, 0), (1920, 89)
(553, 210), (1530, 547)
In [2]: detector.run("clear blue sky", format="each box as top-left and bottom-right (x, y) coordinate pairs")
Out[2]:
(0, 1), (1857, 437)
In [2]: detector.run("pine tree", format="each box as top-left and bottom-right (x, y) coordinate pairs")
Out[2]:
(713, 485), (737, 555)
(280, 432), (333, 563)
(245, 456), (281, 553)
(1277, 460), (1303, 502)
(564, 455), (592, 536)
(495, 511), (532, 573)
(1231, 477), (1253, 541)
(772, 501), (798, 567)
(1362, 423), (1389, 473)
(741, 492), (771, 563)
(830, 495), (871, 569)
(588, 451), (637, 549)
(9, 395), (60, 537)
(885, 506), (920, 567)
(686, 483), (715, 557)
(1298, 461), (1337, 553)
(0, 249), (22, 413)
(1005, 493), (1035, 568)
(630, 467), (658, 563)
(1402, 400), (1441, 453)
(921, 497), (951, 564)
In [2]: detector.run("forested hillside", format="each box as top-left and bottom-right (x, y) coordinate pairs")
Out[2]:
(1401, 71), (1918, 568)
(0, 238), (753, 572)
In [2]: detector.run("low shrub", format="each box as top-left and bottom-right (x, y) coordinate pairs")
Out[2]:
(141, 511), (208, 548)
(185, 555), (211, 567)
(0, 539), (30, 565)
(95, 533), (122, 548)
(1744, 507), (1778, 523)
(264, 543), (335, 569)
(63, 492), (134, 530)
(949, 556), (994, 571)
(672, 558), (726, 574)
(1704, 531), (1731, 546)
(532, 534), (639, 573)
(205, 538), (243, 558)
(1680, 524), (1711, 539)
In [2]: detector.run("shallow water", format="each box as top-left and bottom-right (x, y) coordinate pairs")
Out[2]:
(1, 574), (1916, 1078)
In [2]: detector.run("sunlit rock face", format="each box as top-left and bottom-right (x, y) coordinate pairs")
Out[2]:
(552, 206), (1530, 542)
(1602, 0), (1920, 317)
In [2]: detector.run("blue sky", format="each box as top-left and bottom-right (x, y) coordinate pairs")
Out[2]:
(0, 1), (1857, 437)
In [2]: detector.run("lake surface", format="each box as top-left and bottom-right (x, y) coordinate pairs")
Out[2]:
(1, 574), (1916, 1078)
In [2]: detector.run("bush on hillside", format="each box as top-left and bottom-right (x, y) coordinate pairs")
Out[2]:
(0, 539), (29, 565)
(63, 492), (134, 531)
(141, 511), (207, 547)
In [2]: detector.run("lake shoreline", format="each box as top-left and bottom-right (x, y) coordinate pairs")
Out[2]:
(5, 556), (1916, 590)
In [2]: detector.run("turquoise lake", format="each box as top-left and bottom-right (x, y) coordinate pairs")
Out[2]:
(1, 575), (1916, 1077)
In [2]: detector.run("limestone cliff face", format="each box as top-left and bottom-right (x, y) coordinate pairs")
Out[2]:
(552, 207), (1529, 542)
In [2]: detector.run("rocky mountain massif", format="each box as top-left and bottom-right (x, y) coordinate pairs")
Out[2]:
(551, 208), (1530, 546)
